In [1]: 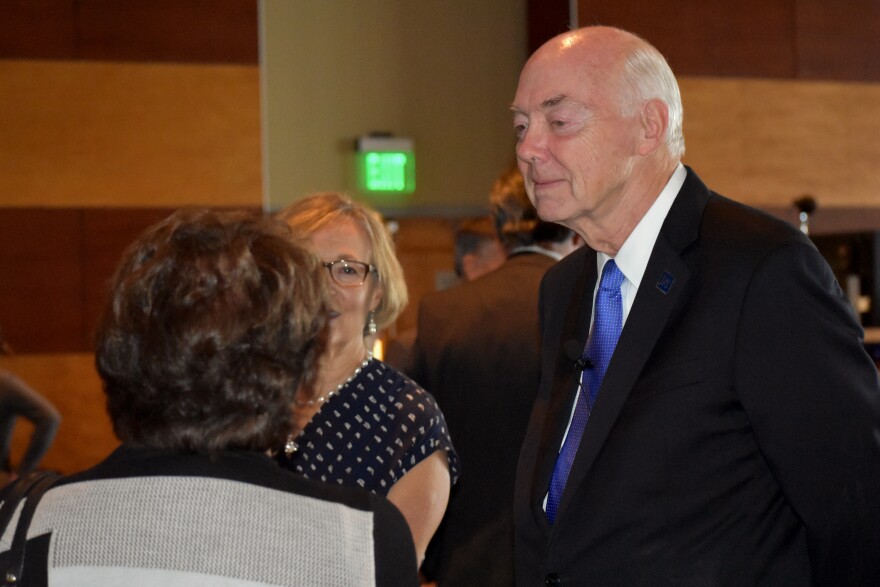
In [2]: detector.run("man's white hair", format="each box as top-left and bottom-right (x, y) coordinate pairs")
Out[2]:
(620, 43), (685, 161)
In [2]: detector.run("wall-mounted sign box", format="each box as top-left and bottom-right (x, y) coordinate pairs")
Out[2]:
(356, 135), (415, 194)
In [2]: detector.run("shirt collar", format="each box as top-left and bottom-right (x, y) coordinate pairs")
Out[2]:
(509, 245), (563, 261)
(600, 163), (686, 289)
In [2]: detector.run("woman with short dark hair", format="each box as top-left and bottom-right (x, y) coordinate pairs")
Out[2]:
(96, 208), (325, 453)
(0, 208), (417, 586)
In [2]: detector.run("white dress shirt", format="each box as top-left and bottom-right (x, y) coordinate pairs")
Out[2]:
(544, 163), (686, 511)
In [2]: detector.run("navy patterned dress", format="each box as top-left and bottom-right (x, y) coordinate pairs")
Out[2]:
(277, 358), (460, 495)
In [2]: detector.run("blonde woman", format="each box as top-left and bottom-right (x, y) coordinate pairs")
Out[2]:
(276, 192), (459, 567)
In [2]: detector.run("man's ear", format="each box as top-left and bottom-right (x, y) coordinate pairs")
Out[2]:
(637, 98), (668, 156)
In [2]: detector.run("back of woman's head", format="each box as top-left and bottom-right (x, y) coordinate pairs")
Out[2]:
(95, 208), (327, 453)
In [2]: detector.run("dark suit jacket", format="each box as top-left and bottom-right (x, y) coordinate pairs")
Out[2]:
(411, 251), (557, 586)
(514, 169), (880, 586)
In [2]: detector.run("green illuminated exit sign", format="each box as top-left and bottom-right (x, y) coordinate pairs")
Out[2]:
(356, 136), (415, 194)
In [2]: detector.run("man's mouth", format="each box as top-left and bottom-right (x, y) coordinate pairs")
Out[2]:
(532, 177), (562, 188)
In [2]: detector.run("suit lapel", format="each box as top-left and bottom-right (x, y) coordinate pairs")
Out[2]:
(551, 168), (709, 523)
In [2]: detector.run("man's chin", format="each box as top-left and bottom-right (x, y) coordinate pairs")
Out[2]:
(534, 199), (568, 224)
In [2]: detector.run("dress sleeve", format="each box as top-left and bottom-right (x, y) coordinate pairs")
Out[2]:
(393, 374), (461, 486)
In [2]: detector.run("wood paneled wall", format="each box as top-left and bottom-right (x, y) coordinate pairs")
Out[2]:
(575, 0), (880, 82)
(392, 218), (459, 334)
(530, 0), (880, 81)
(0, 60), (262, 208)
(527, 0), (570, 53)
(2, 0), (880, 474)
(524, 0), (880, 211)
(680, 77), (880, 207)
(1, 208), (188, 353)
(0, 353), (111, 474)
(0, 0), (258, 63)
(1, 1), (263, 354)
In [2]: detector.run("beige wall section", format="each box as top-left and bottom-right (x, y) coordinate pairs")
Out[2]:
(1, 354), (114, 475)
(260, 0), (527, 215)
(0, 60), (262, 208)
(680, 77), (880, 208)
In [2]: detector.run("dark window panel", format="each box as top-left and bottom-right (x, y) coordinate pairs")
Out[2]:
(74, 0), (258, 64)
(0, 0), (258, 64)
(796, 0), (880, 82)
(528, 0), (571, 54)
(577, 0), (797, 78)
(0, 0), (77, 59)
(0, 209), (84, 353)
(0, 208), (261, 354)
(80, 208), (175, 351)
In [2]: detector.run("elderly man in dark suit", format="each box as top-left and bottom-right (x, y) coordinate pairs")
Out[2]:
(411, 166), (578, 586)
(512, 26), (880, 585)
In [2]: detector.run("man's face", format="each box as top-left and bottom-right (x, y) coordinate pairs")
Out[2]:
(511, 39), (642, 229)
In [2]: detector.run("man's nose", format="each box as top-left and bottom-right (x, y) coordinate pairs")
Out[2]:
(516, 126), (544, 163)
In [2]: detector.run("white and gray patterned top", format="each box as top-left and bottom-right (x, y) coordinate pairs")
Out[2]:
(0, 446), (416, 586)
(279, 358), (460, 494)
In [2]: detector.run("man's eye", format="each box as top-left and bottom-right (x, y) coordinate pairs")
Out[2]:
(551, 119), (566, 128)
(514, 123), (527, 138)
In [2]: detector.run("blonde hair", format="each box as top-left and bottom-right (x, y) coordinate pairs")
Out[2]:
(276, 192), (408, 330)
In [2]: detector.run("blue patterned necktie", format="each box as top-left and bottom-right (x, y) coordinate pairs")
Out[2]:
(546, 260), (625, 524)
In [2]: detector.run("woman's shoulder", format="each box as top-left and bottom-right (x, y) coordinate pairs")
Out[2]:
(359, 359), (453, 443)
(369, 360), (439, 406)
(371, 359), (460, 483)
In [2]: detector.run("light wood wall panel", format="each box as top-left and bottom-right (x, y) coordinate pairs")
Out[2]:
(680, 77), (880, 208)
(1, 353), (114, 475)
(0, 60), (262, 208)
(392, 217), (458, 334)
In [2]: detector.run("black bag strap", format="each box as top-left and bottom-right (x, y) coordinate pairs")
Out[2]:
(0, 471), (62, 585)
(0, 473), (44, 539)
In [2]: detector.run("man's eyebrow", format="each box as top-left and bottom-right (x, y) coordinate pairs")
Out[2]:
(510, 94), (574, 114)
(542, 94), (569, 108)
